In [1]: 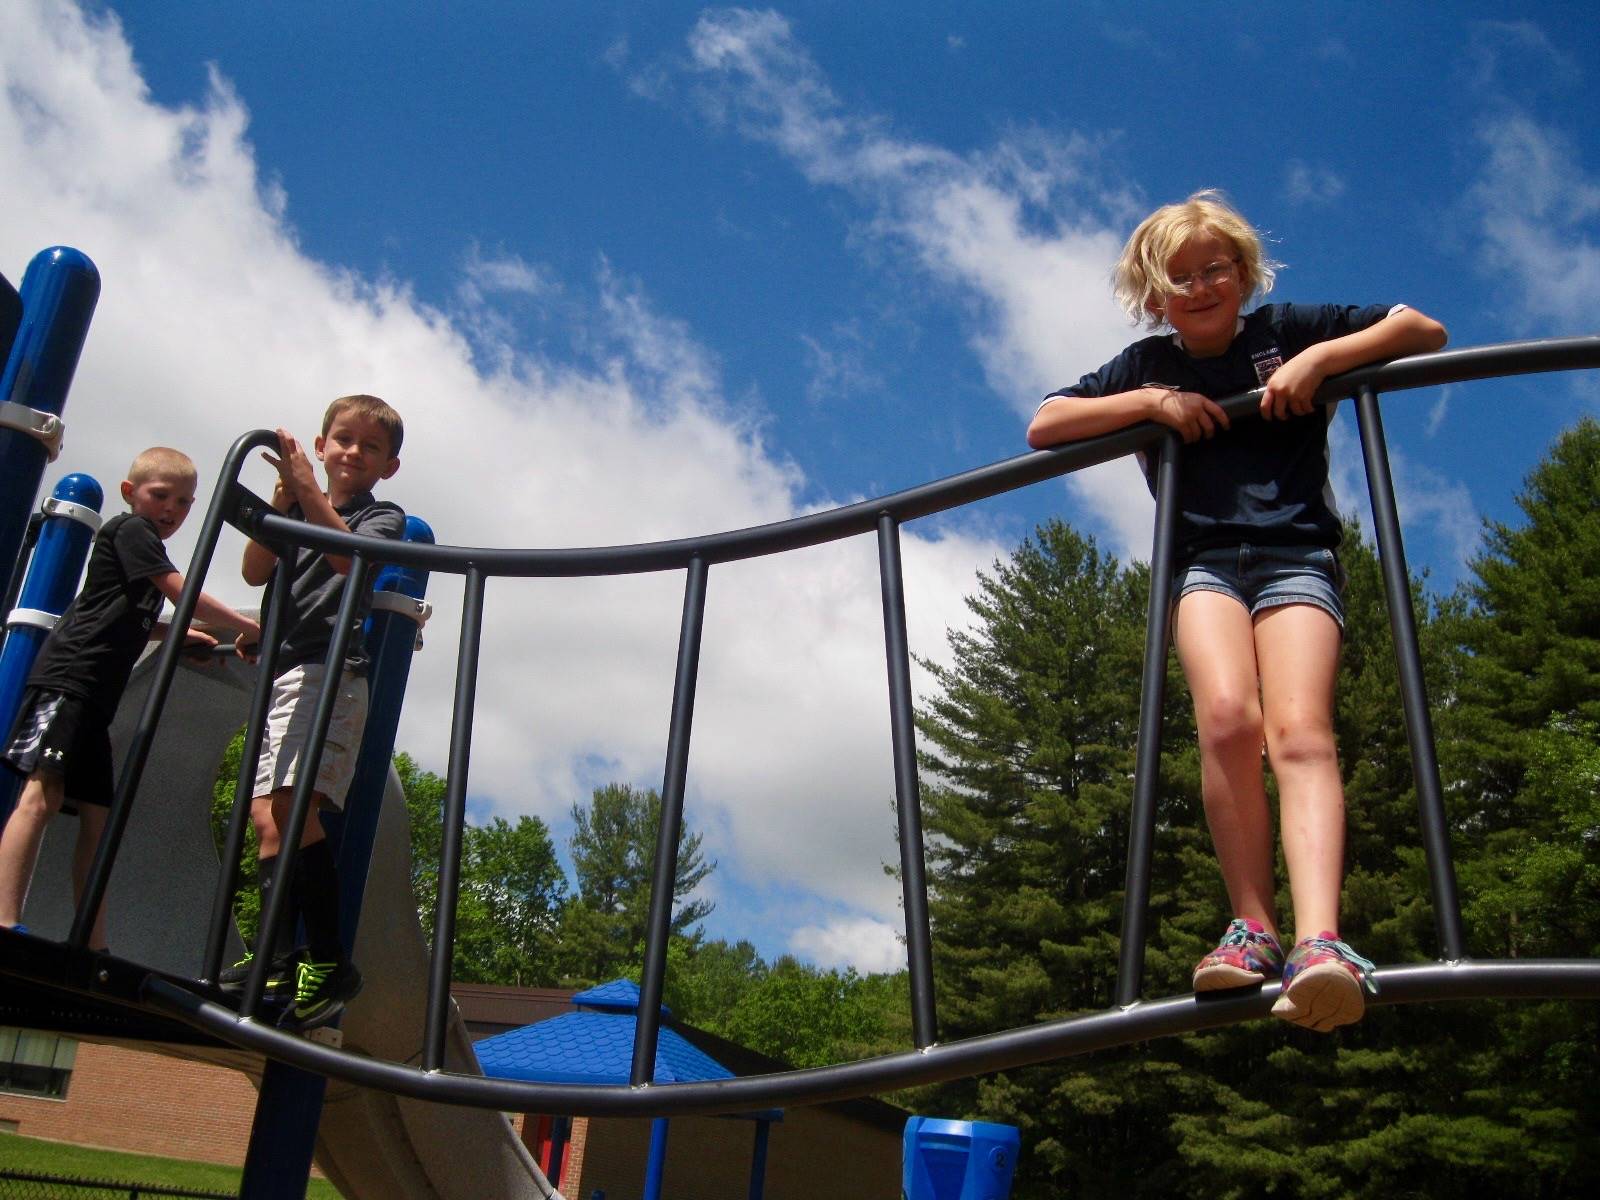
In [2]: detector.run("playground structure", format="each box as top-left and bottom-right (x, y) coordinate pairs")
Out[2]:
(4, 244), (1600, 1196)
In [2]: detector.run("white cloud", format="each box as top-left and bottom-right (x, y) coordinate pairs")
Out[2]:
(1327, 412), (1481, 570)
(790, 915), (903, 974)
(460, 245), (554, 300)
(1467, 113), (1600, 331)
(1284, 159), (1346, 206)
(1425, 386), (1451, 439)
(677, 7), (1155, 560)
(1464, 20), (1579, 92)
(800, 322), (880, 406)
(0, 1), (1004, 964)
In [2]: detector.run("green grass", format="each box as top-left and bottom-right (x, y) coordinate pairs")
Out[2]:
(0, 1132), (341, 1198)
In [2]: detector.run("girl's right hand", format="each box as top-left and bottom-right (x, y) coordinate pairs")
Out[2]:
(1150, 385), (1230, 443)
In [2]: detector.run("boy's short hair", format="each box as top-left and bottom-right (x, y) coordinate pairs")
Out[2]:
(322, 394), (404, 457)
(127, 446), (197, 488)
(1114, 189), (1279, 328)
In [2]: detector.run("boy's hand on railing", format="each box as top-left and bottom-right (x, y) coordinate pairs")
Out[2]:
(234, 617), (263, 662)
(182, 628), (219, 662)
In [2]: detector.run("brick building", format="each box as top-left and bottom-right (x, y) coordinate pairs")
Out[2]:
(2, 983), (905, 1198)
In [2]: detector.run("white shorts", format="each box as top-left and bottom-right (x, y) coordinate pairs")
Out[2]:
(253, 664), (369, 809)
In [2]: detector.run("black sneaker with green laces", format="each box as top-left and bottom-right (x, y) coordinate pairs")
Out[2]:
(277, 958), (362, 1032)
(216, 951), (297, 1001)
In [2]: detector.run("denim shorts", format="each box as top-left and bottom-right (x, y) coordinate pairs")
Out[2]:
(1173, 543), (1346, 628)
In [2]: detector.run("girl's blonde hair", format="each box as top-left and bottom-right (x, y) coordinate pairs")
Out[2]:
(1114, 189), (1278, 328)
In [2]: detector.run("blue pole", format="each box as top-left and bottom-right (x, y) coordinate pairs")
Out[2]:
(0, 473), (103, 823)
(330, 515), (435, 915)
(644, 1117), (670, 1200)
(238, 517), (432, 1200)
(0, 248), (100, 603)
(747, 1118), (771, 1200)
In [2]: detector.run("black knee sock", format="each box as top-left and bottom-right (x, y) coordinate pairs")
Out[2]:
(295, 839), (345, 964)
(256, 856), (297, 961)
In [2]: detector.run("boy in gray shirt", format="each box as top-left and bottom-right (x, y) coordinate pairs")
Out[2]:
(226, 395), (404, 1031)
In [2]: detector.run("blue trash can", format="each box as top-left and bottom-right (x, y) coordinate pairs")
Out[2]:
(903, 1116), (1020, 1200)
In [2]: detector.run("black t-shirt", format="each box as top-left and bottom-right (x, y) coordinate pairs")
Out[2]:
(263, 490), (406, 678)
(1048, 302), (1394, 562)
(28, 513), (176, 719)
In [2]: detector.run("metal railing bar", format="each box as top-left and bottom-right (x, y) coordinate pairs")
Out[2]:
(1114, 432), (1182, 1007)
(229, 338), (1600, 581)
(69, 432), (278, 948)
(141, 958), (1600, 1119)
(199, 554), (291, 984)
(424, 565), (486, 1072)
(876, 514), (937, 1047)
(632, 556), (709, 1087)
(1353, 384), (1466, 961)
(239, 553), (373, 1020)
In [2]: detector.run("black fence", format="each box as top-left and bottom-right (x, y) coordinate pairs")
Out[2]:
(8, 335), (1600, 1118)
(0, 1170), (234, 1200)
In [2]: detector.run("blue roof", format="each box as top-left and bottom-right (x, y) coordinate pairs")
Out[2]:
(571, 977), (668, 1015)
(475, 1010), (733, 1085)
(474, 979), (723, 1087)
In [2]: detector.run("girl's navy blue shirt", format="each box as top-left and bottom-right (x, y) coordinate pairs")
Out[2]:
(1047, 301), (1394, 564)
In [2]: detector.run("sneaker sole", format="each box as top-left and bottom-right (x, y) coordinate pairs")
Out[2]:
(1193, 962), (1271, 992)
(1271, 962), (1365, 1031)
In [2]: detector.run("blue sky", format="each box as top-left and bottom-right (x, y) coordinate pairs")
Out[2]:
(4, 2), (1597, 971)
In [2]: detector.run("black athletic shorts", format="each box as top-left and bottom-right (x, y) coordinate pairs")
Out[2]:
(3, 687), (115, 811)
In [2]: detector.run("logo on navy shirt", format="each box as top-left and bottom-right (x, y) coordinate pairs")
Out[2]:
(1251, 346), (1284, 384)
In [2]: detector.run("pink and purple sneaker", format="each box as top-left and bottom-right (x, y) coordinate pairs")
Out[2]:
(1271, 932), (1378, 1031)
(1192, 917), (1284, 992)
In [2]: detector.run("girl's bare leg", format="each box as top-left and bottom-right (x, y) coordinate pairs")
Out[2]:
(1254, 603), (1345, 941)
(1174, 590), (1278, 936)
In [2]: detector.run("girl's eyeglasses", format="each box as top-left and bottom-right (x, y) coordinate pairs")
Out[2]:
(1169, 258), (1240, 295)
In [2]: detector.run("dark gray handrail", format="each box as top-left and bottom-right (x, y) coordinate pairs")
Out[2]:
(233, 336), (1600, 578)
(137, 958), (1600, 1119)
(9, 335), (1598, 1124)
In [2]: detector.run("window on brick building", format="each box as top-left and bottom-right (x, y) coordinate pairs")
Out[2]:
(0, 1026), (77, 1099)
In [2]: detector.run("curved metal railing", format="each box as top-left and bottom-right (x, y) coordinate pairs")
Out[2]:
(7, 335), (1600, 1118)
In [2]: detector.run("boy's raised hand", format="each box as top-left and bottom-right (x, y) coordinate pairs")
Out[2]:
(260, 428), (321, 505)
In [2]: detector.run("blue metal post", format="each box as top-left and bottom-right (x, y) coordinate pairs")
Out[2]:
(331, 515), (435, 915)
(0, 249), (100, 603)
(747, 1118), (771, 1200)
(238, 517), (431, 1200)
(0, 474), (103, 823)
(643, 1117), (671, 1200)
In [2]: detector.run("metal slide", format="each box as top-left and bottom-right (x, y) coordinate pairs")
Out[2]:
(24, 652), (548, 1199)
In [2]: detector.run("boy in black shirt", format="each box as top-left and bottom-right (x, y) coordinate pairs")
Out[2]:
(230, 395), (404, 1031)
(0, 448), (261, 949)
